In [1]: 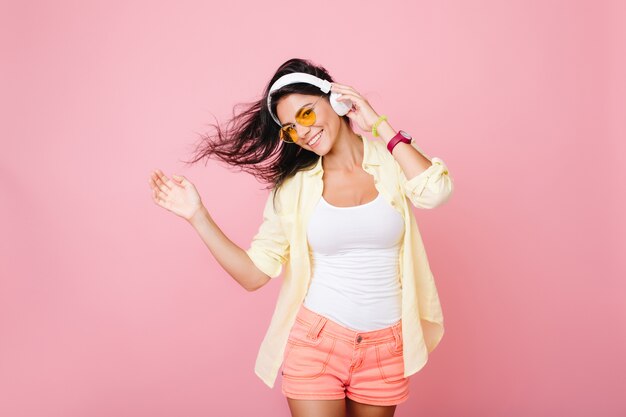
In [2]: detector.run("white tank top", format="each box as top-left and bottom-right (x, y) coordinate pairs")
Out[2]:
(303, 192), (405, 331)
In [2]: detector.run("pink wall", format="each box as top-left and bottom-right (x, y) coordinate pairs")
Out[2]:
(1, 1), (624, 416)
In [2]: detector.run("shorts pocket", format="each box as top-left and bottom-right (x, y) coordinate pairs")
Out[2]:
(376, 342), (407, 384)
(386, 338), (403, 357)
(282, 319), (336, 380)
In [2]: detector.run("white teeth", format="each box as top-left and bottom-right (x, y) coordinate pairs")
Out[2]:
(309, 130), (323, 146)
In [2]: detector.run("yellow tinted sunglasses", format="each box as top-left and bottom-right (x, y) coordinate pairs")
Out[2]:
(279, 96), (324, 144)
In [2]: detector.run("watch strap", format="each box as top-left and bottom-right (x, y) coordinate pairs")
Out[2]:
(387, 130), (412, 154)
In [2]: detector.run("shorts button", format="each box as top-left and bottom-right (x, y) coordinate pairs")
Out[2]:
(356, 335), (362, 343)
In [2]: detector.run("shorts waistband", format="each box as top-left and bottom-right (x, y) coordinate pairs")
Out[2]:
(295, 303), (402, 346)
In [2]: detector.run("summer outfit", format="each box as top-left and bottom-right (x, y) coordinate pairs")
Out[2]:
(245, 134), (454, 403)
(279, 186), (410, 405)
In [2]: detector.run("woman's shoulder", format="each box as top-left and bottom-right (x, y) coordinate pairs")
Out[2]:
(270, 173), (301, 215)
(275, 170), (301, 193)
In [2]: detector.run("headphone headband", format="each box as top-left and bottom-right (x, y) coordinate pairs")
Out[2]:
(266, 73), (332, 126)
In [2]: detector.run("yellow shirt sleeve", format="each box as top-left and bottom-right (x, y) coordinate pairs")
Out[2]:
(245, 188), (290, 279)
(395, 144), (454, 209)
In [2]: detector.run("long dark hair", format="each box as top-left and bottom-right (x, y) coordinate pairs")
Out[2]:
(183, 58), (352, 195)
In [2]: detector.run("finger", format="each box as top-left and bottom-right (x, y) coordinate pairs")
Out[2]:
(331, 83), (357, 93)
(150, 174), (169, 197)
(155, 169), (171, 184)
(169, 176), (184, 188)
(333, 90), (363, 101)
(152, 187), (166, 205)
(160, 173), (176, 190)
(157, 173), (183, 191)
(335, 93), (362, 111)
(149, 176), (166, 195)
(151, 171), (165, 189)
(148, 175), (164, 189)
(331, 82), (352, 89)
(154, 177), (170, 195)
(155, 186), (168, 200)
(171, 174), (188, 187)
(155, 169), (172, 187)
(154, 192), (170, 210)
(154, 170), (173, 191)
(334, 94), (352, 101)
(331, 85), (363, 102)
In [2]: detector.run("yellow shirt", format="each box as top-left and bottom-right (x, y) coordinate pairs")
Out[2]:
(246, 133), (454, 388)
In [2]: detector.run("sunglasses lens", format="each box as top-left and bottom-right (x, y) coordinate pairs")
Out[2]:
(280, 126), (298, 143)
(295, 107), (316, 127)
(280, 102), (319, 143)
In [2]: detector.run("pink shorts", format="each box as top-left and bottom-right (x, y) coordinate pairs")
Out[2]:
(280, 303), (409, 406)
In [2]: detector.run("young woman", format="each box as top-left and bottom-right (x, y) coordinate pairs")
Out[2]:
(148, 58), (454, 417)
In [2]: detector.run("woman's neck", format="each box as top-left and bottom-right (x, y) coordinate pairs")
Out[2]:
(321, 127), (364, 173)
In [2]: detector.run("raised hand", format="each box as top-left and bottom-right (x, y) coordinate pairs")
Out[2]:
(330, 82), (381, 133)
(149, 169), (204, 221)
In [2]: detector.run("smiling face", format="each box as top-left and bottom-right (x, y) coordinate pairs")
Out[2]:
(275, 93), (344, 154)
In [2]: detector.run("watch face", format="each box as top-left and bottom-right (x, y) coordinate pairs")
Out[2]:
(400, 130), (412, 140)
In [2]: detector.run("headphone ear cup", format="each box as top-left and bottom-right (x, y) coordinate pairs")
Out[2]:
(329, 91), (352, 116)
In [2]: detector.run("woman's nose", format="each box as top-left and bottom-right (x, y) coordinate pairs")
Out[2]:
(295, 124), (311, 142)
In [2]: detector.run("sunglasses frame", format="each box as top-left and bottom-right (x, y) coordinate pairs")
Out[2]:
(279, 96), (325, 144)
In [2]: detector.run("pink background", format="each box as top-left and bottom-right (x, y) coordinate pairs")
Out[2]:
(1, 1), (624, 416)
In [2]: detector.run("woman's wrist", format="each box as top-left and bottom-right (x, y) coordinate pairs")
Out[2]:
(370, 114), (387, 136)
(374, 119), (397, 145)
(188, 204), (210, 227)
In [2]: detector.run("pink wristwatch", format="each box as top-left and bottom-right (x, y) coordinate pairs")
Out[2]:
(387, 130), (412, 154)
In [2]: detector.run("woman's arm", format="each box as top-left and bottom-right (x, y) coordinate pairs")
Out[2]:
(188, 205), (271, 292)
(327, 81), (453, 208)
(378, 120), (454, 209)
(376, 120), (434, 179)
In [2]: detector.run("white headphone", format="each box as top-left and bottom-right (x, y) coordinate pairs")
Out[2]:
(266, 72), (353, 126)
